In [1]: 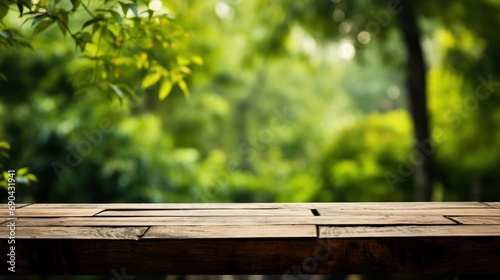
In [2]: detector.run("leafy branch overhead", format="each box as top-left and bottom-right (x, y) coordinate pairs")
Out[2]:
(0, 0), (203, 101)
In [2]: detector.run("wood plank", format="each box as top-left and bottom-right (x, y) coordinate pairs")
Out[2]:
(280, 202), (490, 210)
(144, 225), (317, 238)
(0, 203), (31, 209)
(97, 209), (313, 217)
(0, 202), (498, 275)
(303, 201), (490, 209)
(22, 203), (288, 209)
(0, 226), (148, 240)
(0, 208), (104, 217)
(16, 215), (455, 227)
(317, 207), (500, 216)
(20, 202), (490, 211)
(486, 202), (500, 208)
(3, 238), (500, 274)
(449, 216), (500, 225)
(319, 225), (500, 238)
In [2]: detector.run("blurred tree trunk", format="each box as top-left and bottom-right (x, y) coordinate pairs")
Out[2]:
(399, 3), (434, 201)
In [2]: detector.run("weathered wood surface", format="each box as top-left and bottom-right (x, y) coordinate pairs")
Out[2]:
(486, 202), (500, 208)
(143, 225), (317, 238)
(319, 225), (500, 237)
(449, 216), (500, 225)
(0, 226), (148, 239)
(0, 208), (105, 217)
(0, 202), (499, 275)
(97, 209), (314, 216)
(14, 215), (455, 227)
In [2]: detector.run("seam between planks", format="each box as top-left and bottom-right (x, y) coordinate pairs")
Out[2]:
(17, 203), (33, 209)
(99, 208), (282, 211)
(479, 202), (495, 208)
(137, 226), (152, 240)
(92, 209), (108, 216)
(443, 216), (463, 224)
(482, 202), (499, 209)
(311, 209), (320, 216)
(312, 208), (320, 237)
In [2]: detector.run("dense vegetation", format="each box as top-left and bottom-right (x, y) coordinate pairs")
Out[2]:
(2, 0), (500, 206)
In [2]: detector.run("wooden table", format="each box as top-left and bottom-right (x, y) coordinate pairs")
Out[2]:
(1, 202), (500, 275)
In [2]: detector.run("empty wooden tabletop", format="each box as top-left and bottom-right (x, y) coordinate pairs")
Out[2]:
(0, 202), (499, 275)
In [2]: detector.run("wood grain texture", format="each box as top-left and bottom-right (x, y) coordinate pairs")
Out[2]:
(15, 215), (454, 227)
(0, 202), (499, 275)
(448, 216), (500, 225)
(308, 201), (490, 209)
(144, 225), (317, 238)
(20, 201), (489, 210)
(485, 202), (500, 208)
(22, 203), (288, 209)
(0, 208), (104, 217)
(319, 225), (500, 238)
(0, 203), (31, 209)
(97, 209), (313, 217)
(0, 226), (148, 239)
(317, 208), (500, 216)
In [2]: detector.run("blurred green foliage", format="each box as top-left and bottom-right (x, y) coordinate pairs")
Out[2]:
(0, 140), (37, 189)
(1, 0), (500, 204)
(1, 0), (198, 101)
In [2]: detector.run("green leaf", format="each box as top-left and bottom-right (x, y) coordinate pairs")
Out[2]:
(17, 3), (23, 17)
(0, 141), (11, 150)
(32, 14), (48, 27)
(177, 56), (190, 66)
(0, 72), (6, 81)
(76, 31), (92, 51)
(0, 5), (9, 20)
(0, 151), (9, 158)
(57, 11), (69, 37)
(17, 167), (29, 176)
(82, 17), (104, 30)
(26, 173), (38, 183)
(158, 79), (172, 100)
(101, 26), (117, 42)
(142, 71), (162, 89)
(79, 32), (92, 42)
(33, 20), (54, 36)
(92, 20), (100, 35)
(142, 9), (154, 19)
(71, 0), (80, 12)
(119, 2), (129, 16)
(128, 3), (139, 17)
(192, 56), (204, 65)
(13, 37), (33, 49)
(178, 79), (190, 98)
(110, 10), (122, 25)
